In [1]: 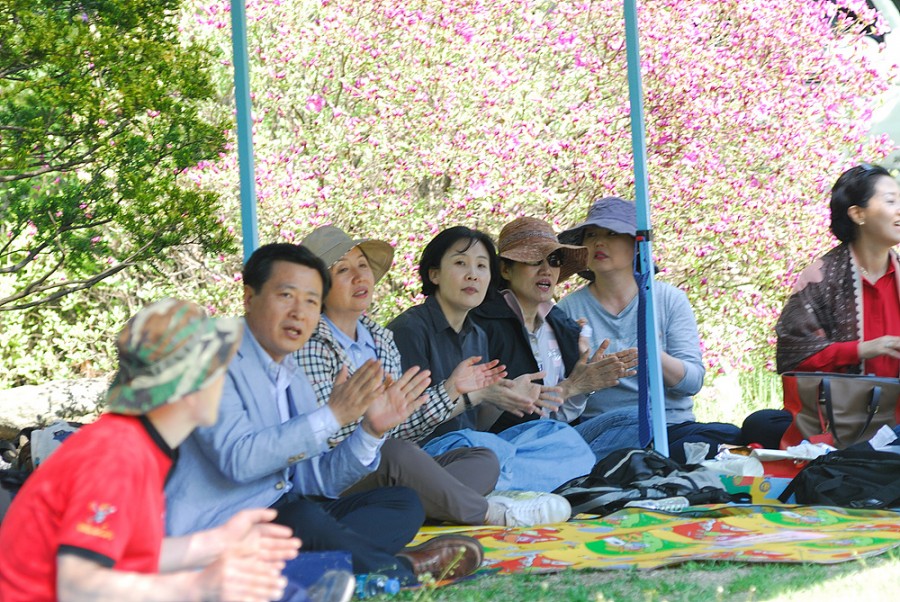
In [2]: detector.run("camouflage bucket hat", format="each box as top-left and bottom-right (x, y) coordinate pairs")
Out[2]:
(105, 298), (242, 415)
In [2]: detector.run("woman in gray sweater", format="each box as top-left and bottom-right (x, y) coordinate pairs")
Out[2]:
(557, 197), (741, 463)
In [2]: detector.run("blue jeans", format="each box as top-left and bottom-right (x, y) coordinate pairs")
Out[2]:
(574, 408), (641, 463)
(575, 410), (742, 464)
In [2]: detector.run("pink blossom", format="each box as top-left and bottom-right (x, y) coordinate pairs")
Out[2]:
(183, 0), (892, 381)
(305, 94), (325, 113)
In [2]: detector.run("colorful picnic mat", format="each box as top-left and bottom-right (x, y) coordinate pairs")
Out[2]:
(413, 504), (900, 574)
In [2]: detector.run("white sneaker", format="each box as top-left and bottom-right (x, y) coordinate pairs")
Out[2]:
(485, 490), (572, 527)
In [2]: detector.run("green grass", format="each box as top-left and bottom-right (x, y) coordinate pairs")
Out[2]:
(693, 369), (782, 426)
(396, 550), (900, 601)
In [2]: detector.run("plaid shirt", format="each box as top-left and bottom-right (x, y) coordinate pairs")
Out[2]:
(295, 314), (456, 445)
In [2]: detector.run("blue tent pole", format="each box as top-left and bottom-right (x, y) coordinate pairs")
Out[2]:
(230, 0), (259, 262)
(624, 0), (668, 456)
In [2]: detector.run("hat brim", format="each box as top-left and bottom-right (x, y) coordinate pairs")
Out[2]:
(499, 241), (588, 283)
(559, 220), (637, 247)
(105, 316), (242, 415)
(301, 226), (395, 284)
(355, 239), (394, 284)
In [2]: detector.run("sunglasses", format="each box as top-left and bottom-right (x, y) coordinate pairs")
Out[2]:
(521, 251), (563, 268)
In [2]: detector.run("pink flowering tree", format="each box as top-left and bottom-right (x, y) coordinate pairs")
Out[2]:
(2, 0), (890, 392)
(183, 0), (893, 381)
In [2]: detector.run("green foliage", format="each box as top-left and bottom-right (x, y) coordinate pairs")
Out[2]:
(0, 250), (242, 388)
(396, 554), (900, 602)
(0, 277), (123, 387)
(0, 0), (235, 311)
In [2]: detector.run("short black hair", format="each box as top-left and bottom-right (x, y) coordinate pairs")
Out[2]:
(830, 163), (893, 243)
(242, 243), (331, 299)
(498, 257), (517, 289)
(418, 226), (499, 296)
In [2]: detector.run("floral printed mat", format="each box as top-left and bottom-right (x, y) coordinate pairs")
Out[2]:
(414, 505), (900, 574)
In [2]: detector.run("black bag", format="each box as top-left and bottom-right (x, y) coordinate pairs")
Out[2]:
(552, 448), (738, 515)
(0, 433), (31, 499)
(0, 421), (82, 497)
(779, 445), (900, 508)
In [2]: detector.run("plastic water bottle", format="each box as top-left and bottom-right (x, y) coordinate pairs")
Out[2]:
(354, 574), (400, 599)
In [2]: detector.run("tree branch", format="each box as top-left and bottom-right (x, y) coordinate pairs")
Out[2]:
(0, 214), (117, 274)
(0, 261), (135, 311)
(0, 240), (155, 311)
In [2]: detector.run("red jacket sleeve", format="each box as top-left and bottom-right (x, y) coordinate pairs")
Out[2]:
(794, 341), (859, 372)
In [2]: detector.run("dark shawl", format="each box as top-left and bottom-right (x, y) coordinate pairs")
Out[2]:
(775, 243), (900, 374)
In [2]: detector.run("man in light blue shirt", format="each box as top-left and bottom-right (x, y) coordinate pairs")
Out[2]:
(165, 243), (483, 585)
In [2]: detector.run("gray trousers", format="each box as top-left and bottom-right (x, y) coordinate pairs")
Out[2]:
(342, 438), (499, 525)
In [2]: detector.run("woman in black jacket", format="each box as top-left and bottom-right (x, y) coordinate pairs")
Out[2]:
(472, 217), (637, 456)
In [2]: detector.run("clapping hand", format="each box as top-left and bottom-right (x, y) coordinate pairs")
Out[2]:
(560, 341), (638, 399)
(445, 356), (506, 400)
(327, 360), (385, 427)
(475, 371), (546, 416)
(361, 366), (431, 437)
(198, 508), (300, 602)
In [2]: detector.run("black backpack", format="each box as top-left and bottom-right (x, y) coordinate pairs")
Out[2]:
(552, 448), (738, 515)
(0, 421), (82, 497)
(779, 446), (900, 508)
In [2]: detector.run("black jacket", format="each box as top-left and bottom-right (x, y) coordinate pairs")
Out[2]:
(471, 293), (581, 433)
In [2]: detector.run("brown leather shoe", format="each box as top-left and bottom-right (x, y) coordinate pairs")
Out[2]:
(397, 534), (484, 581)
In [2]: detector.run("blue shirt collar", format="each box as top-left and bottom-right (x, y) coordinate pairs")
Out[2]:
(322, 315), (378, 365)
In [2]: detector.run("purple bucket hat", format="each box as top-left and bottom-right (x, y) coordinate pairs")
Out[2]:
(558, 197), (637, 245)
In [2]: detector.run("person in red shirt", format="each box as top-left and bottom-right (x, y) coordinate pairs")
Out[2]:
(0, 299), (301, 602)
(743, 163), (900, 448)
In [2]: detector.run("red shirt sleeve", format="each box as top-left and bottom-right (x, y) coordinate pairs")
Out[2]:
(56, 454), (142, 566)
(795, 341), (859, 372)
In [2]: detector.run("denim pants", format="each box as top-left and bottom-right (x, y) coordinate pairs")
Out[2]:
(575, 408), (742, 464)
(574, 408), (642, 463)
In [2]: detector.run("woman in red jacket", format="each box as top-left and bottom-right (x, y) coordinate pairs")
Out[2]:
(744, 163), (900, 448)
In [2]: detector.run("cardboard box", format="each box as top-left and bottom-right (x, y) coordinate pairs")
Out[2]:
(719, 474), (794, 504)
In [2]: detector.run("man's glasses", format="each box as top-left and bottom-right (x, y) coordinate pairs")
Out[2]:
(521, 251), (563, 268)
